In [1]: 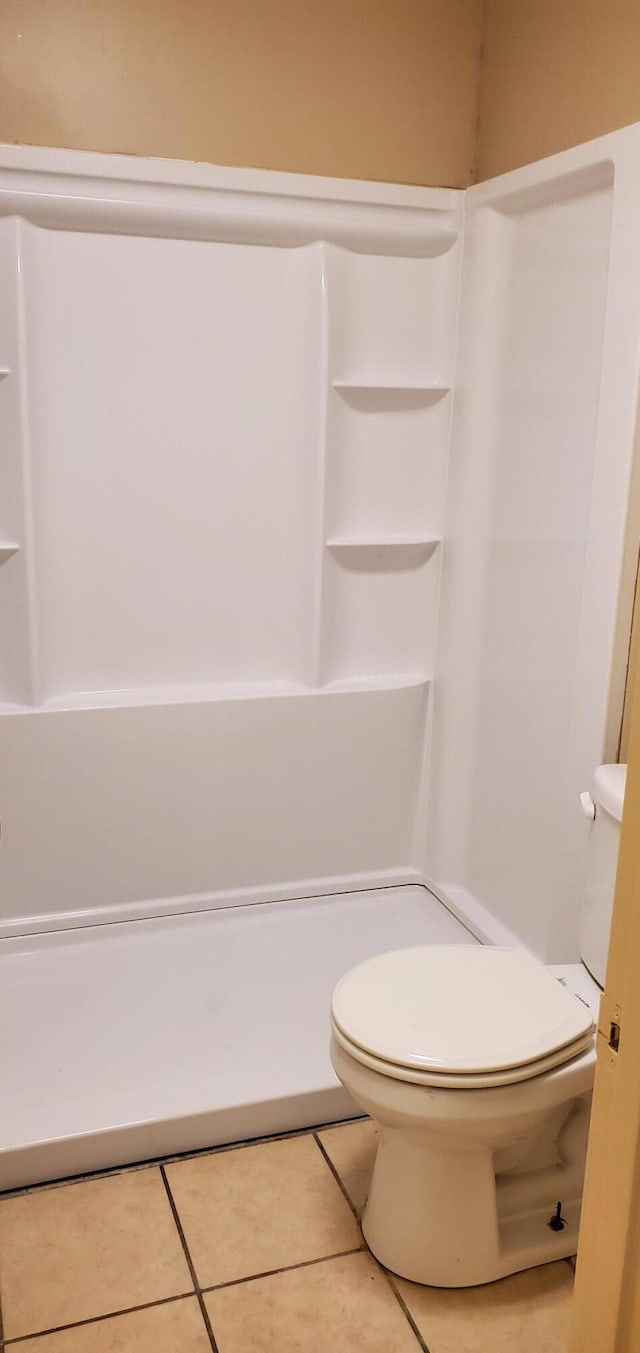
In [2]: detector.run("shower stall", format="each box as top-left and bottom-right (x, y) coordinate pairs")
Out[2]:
(2, 125), (640, 1188)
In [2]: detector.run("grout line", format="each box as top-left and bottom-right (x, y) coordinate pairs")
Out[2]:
(383, 1271), (433, 1353)
(160, 1167), (219, 1353)
(2, 1293), (194, 1346)
(0, 1115), (368, 1201)
(312, 1132), (360, 1220)
(202, 1246), (364, 1296)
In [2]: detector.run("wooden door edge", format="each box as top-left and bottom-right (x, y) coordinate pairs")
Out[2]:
(570, 655), (640, 1350)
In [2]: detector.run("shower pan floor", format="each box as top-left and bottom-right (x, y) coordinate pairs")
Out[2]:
(0, 885), (475, 1191)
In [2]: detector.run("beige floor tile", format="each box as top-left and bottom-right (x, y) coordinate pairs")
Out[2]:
(165, 1135), (360, 1288)
(0, 1168), (193, 1340)
(205, 1250), (419, 1352)
(15, 1296), (211, 1353)
(397, 1260), (573, 1353)
(317, 1118), (378, 1214)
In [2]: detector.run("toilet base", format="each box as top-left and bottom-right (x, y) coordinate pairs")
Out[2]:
(361, 1120), (585, 1287)
(329, 1034), (594, 1288)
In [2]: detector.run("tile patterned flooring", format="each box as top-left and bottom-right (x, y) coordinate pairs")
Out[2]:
(0, 1119), (574, 1351)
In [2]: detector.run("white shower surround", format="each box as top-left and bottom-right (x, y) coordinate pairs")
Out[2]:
(430, 142), (640, 961)
(1, 127), (640, 1186)
(0, 149), (462, 939)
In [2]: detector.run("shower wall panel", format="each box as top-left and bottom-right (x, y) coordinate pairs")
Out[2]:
(20, 227), (319, 699)
(427, 129), (640, 960)
(0, 148), (463, 934)
(1, 686), (428, 932)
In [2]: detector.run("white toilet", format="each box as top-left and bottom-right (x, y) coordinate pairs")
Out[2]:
(329, 763), (627, 1287)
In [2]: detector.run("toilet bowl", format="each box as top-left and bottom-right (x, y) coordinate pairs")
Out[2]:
(329, 763), (626, 1287)
(330, 945), (597, 1286)
(331, 945), (598, 1285)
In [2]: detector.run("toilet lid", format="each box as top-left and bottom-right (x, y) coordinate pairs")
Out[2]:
(331, 946), (595, 1076)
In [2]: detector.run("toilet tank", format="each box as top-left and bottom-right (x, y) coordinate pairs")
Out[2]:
(580, 763), (627, 987)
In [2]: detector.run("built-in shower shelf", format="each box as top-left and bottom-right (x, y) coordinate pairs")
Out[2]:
(327, 536), (439, 568)
(0, 542), (20, 565)
(321, 673), (430, 693)
(31, 678), (313, 713)
(0, 674), (435, 715)
(332, 380), (450, 405)
(0, 367), (10, 380)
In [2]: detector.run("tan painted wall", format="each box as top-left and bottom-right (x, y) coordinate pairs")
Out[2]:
(477, 0), (640, 182)
(0, 0), (483, 188)
(5, 3), (640, 199)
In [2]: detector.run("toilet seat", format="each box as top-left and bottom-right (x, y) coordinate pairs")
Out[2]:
(331, 1019), (595, 1089)
(331, 946), (595, 1089)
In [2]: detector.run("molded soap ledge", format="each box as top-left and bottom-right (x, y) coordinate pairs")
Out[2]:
(327, 536), (440, 569)
(0, 674), (433, 715)
(0, 542), (20, 564)
(332, 380), (450, 406)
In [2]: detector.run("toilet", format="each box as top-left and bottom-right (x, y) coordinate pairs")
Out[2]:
(329, 763), (627, 1287)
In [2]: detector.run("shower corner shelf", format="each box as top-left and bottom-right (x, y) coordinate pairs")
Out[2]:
(0, 367), (11, 380)
(332, 380), (450, 406)
(0, 542), (20, 565)
(327, 536), (440, 568)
